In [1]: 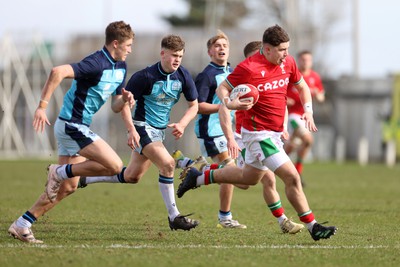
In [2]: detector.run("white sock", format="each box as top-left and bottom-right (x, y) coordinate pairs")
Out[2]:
(159, 180), (180, 220)
(16, 216), (32, 228)
(84, 175), (120, 184)
(306, 220), (317, 232)
(201, 164), (211, 172)
(277, 214), (288, 225)
(56, 164), (69, 179)
(218, 211), (233, 221)
(178, 157), (192, 169)
(196, 173), (205, 186)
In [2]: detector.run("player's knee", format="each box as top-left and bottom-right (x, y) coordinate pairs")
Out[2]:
(123, 170), (142, 184)
(285, 172), (302, 188)
(159, 158), (175, 176)
(303, 135), (314, 147)
(62, 187), (77, 196)
(126, 176), (141, 184)
(107, 160), (124, 175)
(261, 177), (276, 188)
(59, 183), (77, 198)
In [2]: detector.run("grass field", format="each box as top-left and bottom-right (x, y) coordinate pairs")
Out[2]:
(1, 159), (399, 267)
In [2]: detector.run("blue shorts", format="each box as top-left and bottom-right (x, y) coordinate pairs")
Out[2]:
(134, 121), (165, 154)
(198, 135), (228, 158)
(54, 118), (100, 156)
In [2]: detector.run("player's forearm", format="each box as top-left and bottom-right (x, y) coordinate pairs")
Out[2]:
(198, 102), (221, 115)
(178, 101), (198, 128)
(218, 105), (234, 142)
(120, 105), (135, 133)
(39, 65), (73, 108)
(283, 106), (288, 131)
(296, 80), (313, 113)
(216, 80), (231, 103)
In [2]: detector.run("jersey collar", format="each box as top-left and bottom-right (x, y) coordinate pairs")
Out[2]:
(157, 61), (177, 76)
(101, 46), (117, 64)
(209, 61), (230, 71)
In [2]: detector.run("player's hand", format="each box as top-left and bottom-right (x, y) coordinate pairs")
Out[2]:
(227, 139), (241, 159)
(121, 88), (135, 109)
(127, 128), (140, 150)
(33, 107), (50, 133)
(226, 94), (254, 110)
(167, 122), (185, 140)
(301, 112), (318, 132)
(281, 129), (290, 140)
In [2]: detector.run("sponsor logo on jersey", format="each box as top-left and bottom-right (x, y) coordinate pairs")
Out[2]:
(256, 77), (289, 92)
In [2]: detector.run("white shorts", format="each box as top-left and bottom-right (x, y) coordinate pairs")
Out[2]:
(133, 120), (165, 154)
(54, 118), (100, 156)
(234, 132), (246, 169)
(241, 128), (290, 172)
(288, 113), (310, 136)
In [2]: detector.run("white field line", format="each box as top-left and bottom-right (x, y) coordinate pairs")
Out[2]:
(0, 244), (397, 249)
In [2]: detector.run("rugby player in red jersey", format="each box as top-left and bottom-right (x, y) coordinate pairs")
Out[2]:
(178, 25), (337, 241)
(285, 50), (325, 185)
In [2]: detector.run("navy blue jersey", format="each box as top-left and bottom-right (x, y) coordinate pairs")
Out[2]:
(126, 62), (198, 129)
(194, 62), (234, 138)
(59, 47), (127, 126)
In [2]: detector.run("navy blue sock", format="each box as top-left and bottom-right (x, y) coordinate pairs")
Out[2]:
(117, 167), (127, 183)
(22, 210), (37, 224)
(66, 164), (74, 178)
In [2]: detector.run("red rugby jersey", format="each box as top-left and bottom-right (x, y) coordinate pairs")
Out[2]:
(235, 110), (244, 134)
(227, 52), (302, 132)
(287, 70), (324, 115)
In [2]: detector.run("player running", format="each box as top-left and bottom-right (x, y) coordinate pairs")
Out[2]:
(177, 25), (337, 241)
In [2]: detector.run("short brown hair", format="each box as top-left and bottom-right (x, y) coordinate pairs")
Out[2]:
(105, 21), (134, 45)
(243, 41), (262, 58)
(262, 24), (290, 47)
(161, 35), (185, 51)
(207, 30), (229, 50)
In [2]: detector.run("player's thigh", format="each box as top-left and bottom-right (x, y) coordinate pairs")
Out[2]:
(242, 164), (265, 185)
(78, 138), (122, 170)
(274, 160), (300, 185)
(124, 150), (152, 179)
(142, 141), (175, 175)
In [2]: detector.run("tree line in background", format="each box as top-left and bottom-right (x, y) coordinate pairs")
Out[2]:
(163, 0), (347, 76)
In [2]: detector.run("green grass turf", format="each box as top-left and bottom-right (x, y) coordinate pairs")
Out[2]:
(0, 159), (399, 267)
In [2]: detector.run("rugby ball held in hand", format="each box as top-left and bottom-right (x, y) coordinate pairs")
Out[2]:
(229, 84), (259, 104)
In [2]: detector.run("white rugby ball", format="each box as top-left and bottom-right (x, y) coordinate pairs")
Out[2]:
(229, 84), (259, 104)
